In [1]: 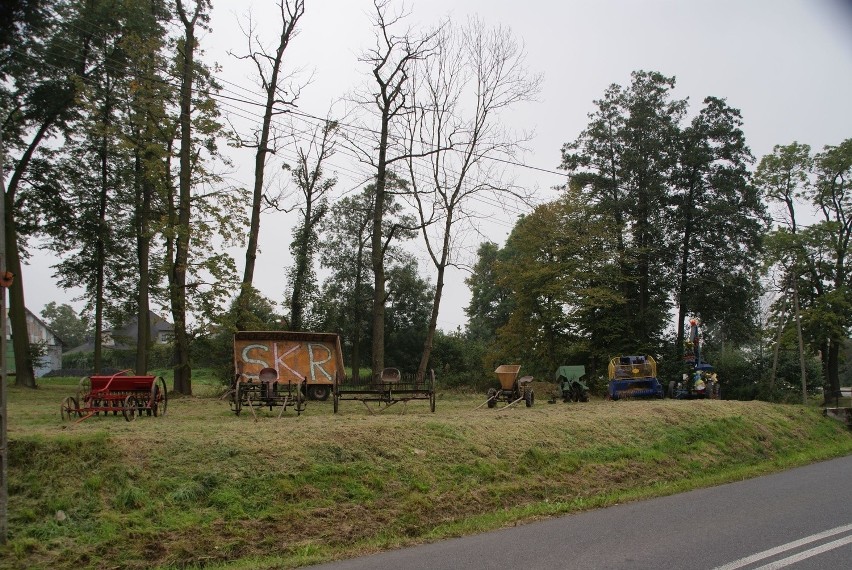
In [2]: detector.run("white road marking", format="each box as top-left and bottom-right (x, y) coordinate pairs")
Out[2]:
(713, 523), (852, 570)
(752, 535), (852, 569)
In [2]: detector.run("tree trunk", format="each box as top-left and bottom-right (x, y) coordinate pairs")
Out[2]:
(4, 200), (34, 387)
(417, 263), (444, 383)
(349, 234), (368, 384)
(93, 97), (112, 374)
(825, 338), (841, 402)
(239, 1), (303, 328)
(171, 1), (198, 395)
(4, 117), (59, 388)
(768, 295), (787, 397)
(370, 118), (390, 380)
(417, 212), (453, 382)
(791, 278), (807, 404)
(134, 145), (152, 375)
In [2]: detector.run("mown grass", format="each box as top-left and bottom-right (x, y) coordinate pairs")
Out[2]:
(1, 377), (850, 569)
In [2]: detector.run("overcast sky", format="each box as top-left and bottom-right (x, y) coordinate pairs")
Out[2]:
(22, 0), (852, 332)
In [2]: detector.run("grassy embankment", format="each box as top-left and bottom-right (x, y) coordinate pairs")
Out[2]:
(2, 375), (850, 569)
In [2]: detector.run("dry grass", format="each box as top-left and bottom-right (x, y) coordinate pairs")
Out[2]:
(2, 378), (851, 569)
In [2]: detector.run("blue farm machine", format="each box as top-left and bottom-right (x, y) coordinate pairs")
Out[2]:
(607, 355), (664, 400)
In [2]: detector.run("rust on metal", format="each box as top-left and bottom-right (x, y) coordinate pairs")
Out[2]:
(233, 331), (345, 387)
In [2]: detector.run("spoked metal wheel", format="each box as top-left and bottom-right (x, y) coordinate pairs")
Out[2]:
(486, 388), (498, 408)
(294, 382), (307, 415)
(123, 395), (139, 422)
(61, 396), (79, 421)
(154, 376), (168, 416)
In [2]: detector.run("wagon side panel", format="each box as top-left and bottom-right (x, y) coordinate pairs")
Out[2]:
(233, 332), (344, 387)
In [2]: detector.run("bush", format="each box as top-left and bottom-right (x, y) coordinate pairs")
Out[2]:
(429, 330), (488, 389)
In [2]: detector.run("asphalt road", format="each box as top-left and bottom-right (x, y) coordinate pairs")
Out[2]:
(309, 455), (852, 570)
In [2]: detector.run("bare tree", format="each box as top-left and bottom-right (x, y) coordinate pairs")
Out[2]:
(348, 0), (440, 378)
(232, 0), (305, 328)
(404, 19), (541, 380)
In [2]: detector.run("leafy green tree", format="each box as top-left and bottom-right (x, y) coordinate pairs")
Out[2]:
(491, 187), (622, 379)
(123, 0), (172, 375)
(805, 140), (852, 399)
(561, 71), (687, 350)
(314, 189), (375, 380)
(314, 182), (415, 380)
(40, 302), (90, 351)
(464, 242), (512, 343)
(3, 0), (129, 386)
(671, 96), (768, 356)
(384, 257), (433, 372)
(754, 142), (812, 232)
(760, 140), (852, 402)
(168, 0), (244, 393)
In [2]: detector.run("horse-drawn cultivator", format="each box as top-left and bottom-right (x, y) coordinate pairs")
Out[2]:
(333, 368), (436, 414)
(230, 366), (307, 418)
(60, 370), (168, 422)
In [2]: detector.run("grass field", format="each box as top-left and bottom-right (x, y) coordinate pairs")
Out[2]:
(2, 375), (851, 569)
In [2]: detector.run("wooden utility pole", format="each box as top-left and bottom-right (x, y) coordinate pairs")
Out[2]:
(1, 128), (9, 544)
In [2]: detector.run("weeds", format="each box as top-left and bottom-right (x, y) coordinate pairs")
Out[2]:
(1, 379), (850, 569)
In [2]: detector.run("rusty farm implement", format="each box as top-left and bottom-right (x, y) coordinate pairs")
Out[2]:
(333, 367), (436, 414)
(60, 370), (168, 422)
(479, 364), (534, 409)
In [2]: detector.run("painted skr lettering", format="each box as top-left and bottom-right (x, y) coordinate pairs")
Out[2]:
(308, 343), (333, 382)
(241, 344), (270, 375)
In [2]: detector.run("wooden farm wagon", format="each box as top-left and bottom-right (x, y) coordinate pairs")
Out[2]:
(230, 331), (347, 417)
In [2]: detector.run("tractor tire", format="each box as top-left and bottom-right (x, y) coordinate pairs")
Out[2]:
(524, 389), (534, 407)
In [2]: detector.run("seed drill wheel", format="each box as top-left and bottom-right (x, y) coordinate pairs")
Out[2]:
(486, 388), (498, 408)
(156, 376), (168, 416)
(294, 382), (307, 415)
(61, 396), (80, 421)
(122, 395), (139, 422)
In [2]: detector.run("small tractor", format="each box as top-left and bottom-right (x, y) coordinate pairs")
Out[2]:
(485, 364), (534, 408)
(550, 365), (589, 402)
(670, 318), (721, 399)
(607, 355), (664, 400)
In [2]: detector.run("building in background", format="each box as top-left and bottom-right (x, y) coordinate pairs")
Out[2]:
(64, 310), (173, 355)
(4, 309), (64, 377)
